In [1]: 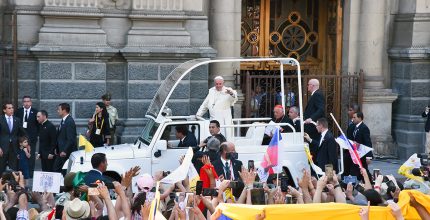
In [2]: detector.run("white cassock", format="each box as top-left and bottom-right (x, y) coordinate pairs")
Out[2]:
(196, 86), (238, 140)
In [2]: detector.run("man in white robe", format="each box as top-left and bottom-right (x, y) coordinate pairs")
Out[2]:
(196, 76), (237, 139)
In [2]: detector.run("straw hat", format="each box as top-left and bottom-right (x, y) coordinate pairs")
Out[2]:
(64, 198), (90, 220)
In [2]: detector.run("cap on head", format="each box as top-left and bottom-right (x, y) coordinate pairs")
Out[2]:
(136, 173), (154, 192)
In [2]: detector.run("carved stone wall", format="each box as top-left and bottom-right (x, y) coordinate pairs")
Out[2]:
(1, 0), (216, 143)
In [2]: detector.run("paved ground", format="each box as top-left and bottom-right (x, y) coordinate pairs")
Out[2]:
(369, 157), (405, 182)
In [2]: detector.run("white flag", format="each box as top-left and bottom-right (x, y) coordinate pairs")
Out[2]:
(336, 137), (374, 158)
(160, 147), (193, 184)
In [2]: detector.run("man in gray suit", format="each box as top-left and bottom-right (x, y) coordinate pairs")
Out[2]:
(0, 102), (26, 175)
(53, 103), (77, 174)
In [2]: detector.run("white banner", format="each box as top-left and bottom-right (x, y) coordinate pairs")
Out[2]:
(32, 171), (63, 193)
(159, 147), (194, 184)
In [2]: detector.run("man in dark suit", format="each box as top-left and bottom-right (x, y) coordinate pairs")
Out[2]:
(53, 103), (77, 174)
(262, 105), (294, 144)
(347, 103), (360, 127)
(344, 112), (373, 180)
(304, 79), (325, 140)
(343, 103), (360, 177)
(288, 106), (301, 132)
(175, 125), (197, 148)
(0, 102), (27, 175)
(36, 110), (57, 172)
(14, 96), (39, 177)
(84, 153), (111, 185)
(199, 120), (226, 149)
(423, 105), (430, 153)
(304, 117), (338, 173)
(212, 142), (243, 181)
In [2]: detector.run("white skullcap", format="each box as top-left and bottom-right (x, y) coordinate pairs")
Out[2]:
(214, 76), (224, 81)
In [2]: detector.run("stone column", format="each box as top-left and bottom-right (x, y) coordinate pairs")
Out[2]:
(209, 0), (241, 87)
(357, 0), (398, 156)
(390, 0), (430, 159)
(209, 0), (243, 120)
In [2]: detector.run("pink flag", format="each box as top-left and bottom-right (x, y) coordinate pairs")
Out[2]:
(261, 128), (281, 174)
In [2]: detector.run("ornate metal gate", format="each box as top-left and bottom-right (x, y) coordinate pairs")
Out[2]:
(241, 70), (364, 134)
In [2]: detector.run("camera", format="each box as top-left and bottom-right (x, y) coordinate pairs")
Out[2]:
(229, 181), (239, 190)
(417, 153), (429, 166)
(88, 182), (115, 189)
(202, 188), (218, 197)
(253, 182), (263, 189)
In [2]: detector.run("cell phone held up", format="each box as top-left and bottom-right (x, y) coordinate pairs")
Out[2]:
(325, 164), (334, 182)
(342, 175), (358, 186)
(373, 169), (380, 181)
(280, 176), (289, 192)
(195, 181), (203, 195)
(248, 160), (255, 171)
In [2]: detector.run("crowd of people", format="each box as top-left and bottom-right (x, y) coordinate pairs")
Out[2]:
(0, 147), (428, 220)
(0, 76), (429, 220)
(0, 94), (118, 177)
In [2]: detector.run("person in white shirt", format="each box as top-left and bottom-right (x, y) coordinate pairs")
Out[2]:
(196, 76), (237, 139)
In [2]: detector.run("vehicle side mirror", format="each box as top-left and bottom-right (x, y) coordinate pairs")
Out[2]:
(155, 140), (167, 151)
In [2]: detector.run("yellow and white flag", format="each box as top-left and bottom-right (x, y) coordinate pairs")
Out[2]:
(188, 163), (200, 193)
(79, 135), (94, 152)
(398, 153), (424, 183)
(304, 145), (324, 176)
(148, 182), (166, 220)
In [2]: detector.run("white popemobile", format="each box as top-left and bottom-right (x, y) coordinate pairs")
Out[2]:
(66, 58), (315, 187)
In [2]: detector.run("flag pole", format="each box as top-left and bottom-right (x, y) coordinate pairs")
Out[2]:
(329, 113), (347, 175)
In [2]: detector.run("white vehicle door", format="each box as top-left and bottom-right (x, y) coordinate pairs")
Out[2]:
(151, 122), (202, 173)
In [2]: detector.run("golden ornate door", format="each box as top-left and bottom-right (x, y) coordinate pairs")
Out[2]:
(240, 0), (357, 134)
(241, 0), (343, 73)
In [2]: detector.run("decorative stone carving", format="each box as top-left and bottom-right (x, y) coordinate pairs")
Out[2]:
(133, 0), (183, 11)
(44, 0), (98, 8)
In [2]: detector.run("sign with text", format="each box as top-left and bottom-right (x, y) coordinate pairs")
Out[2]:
(32, 171), (63, 193)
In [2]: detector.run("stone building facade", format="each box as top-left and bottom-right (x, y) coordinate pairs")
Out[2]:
(0, 0), (217, 143)
(0, 0), (429, 158)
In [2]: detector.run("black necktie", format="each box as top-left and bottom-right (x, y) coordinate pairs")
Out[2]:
(225, 161), (231, 180)
(353, 127), (359, 138)
(24, 110), (28, 122)
(59, 119), (64, 130)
